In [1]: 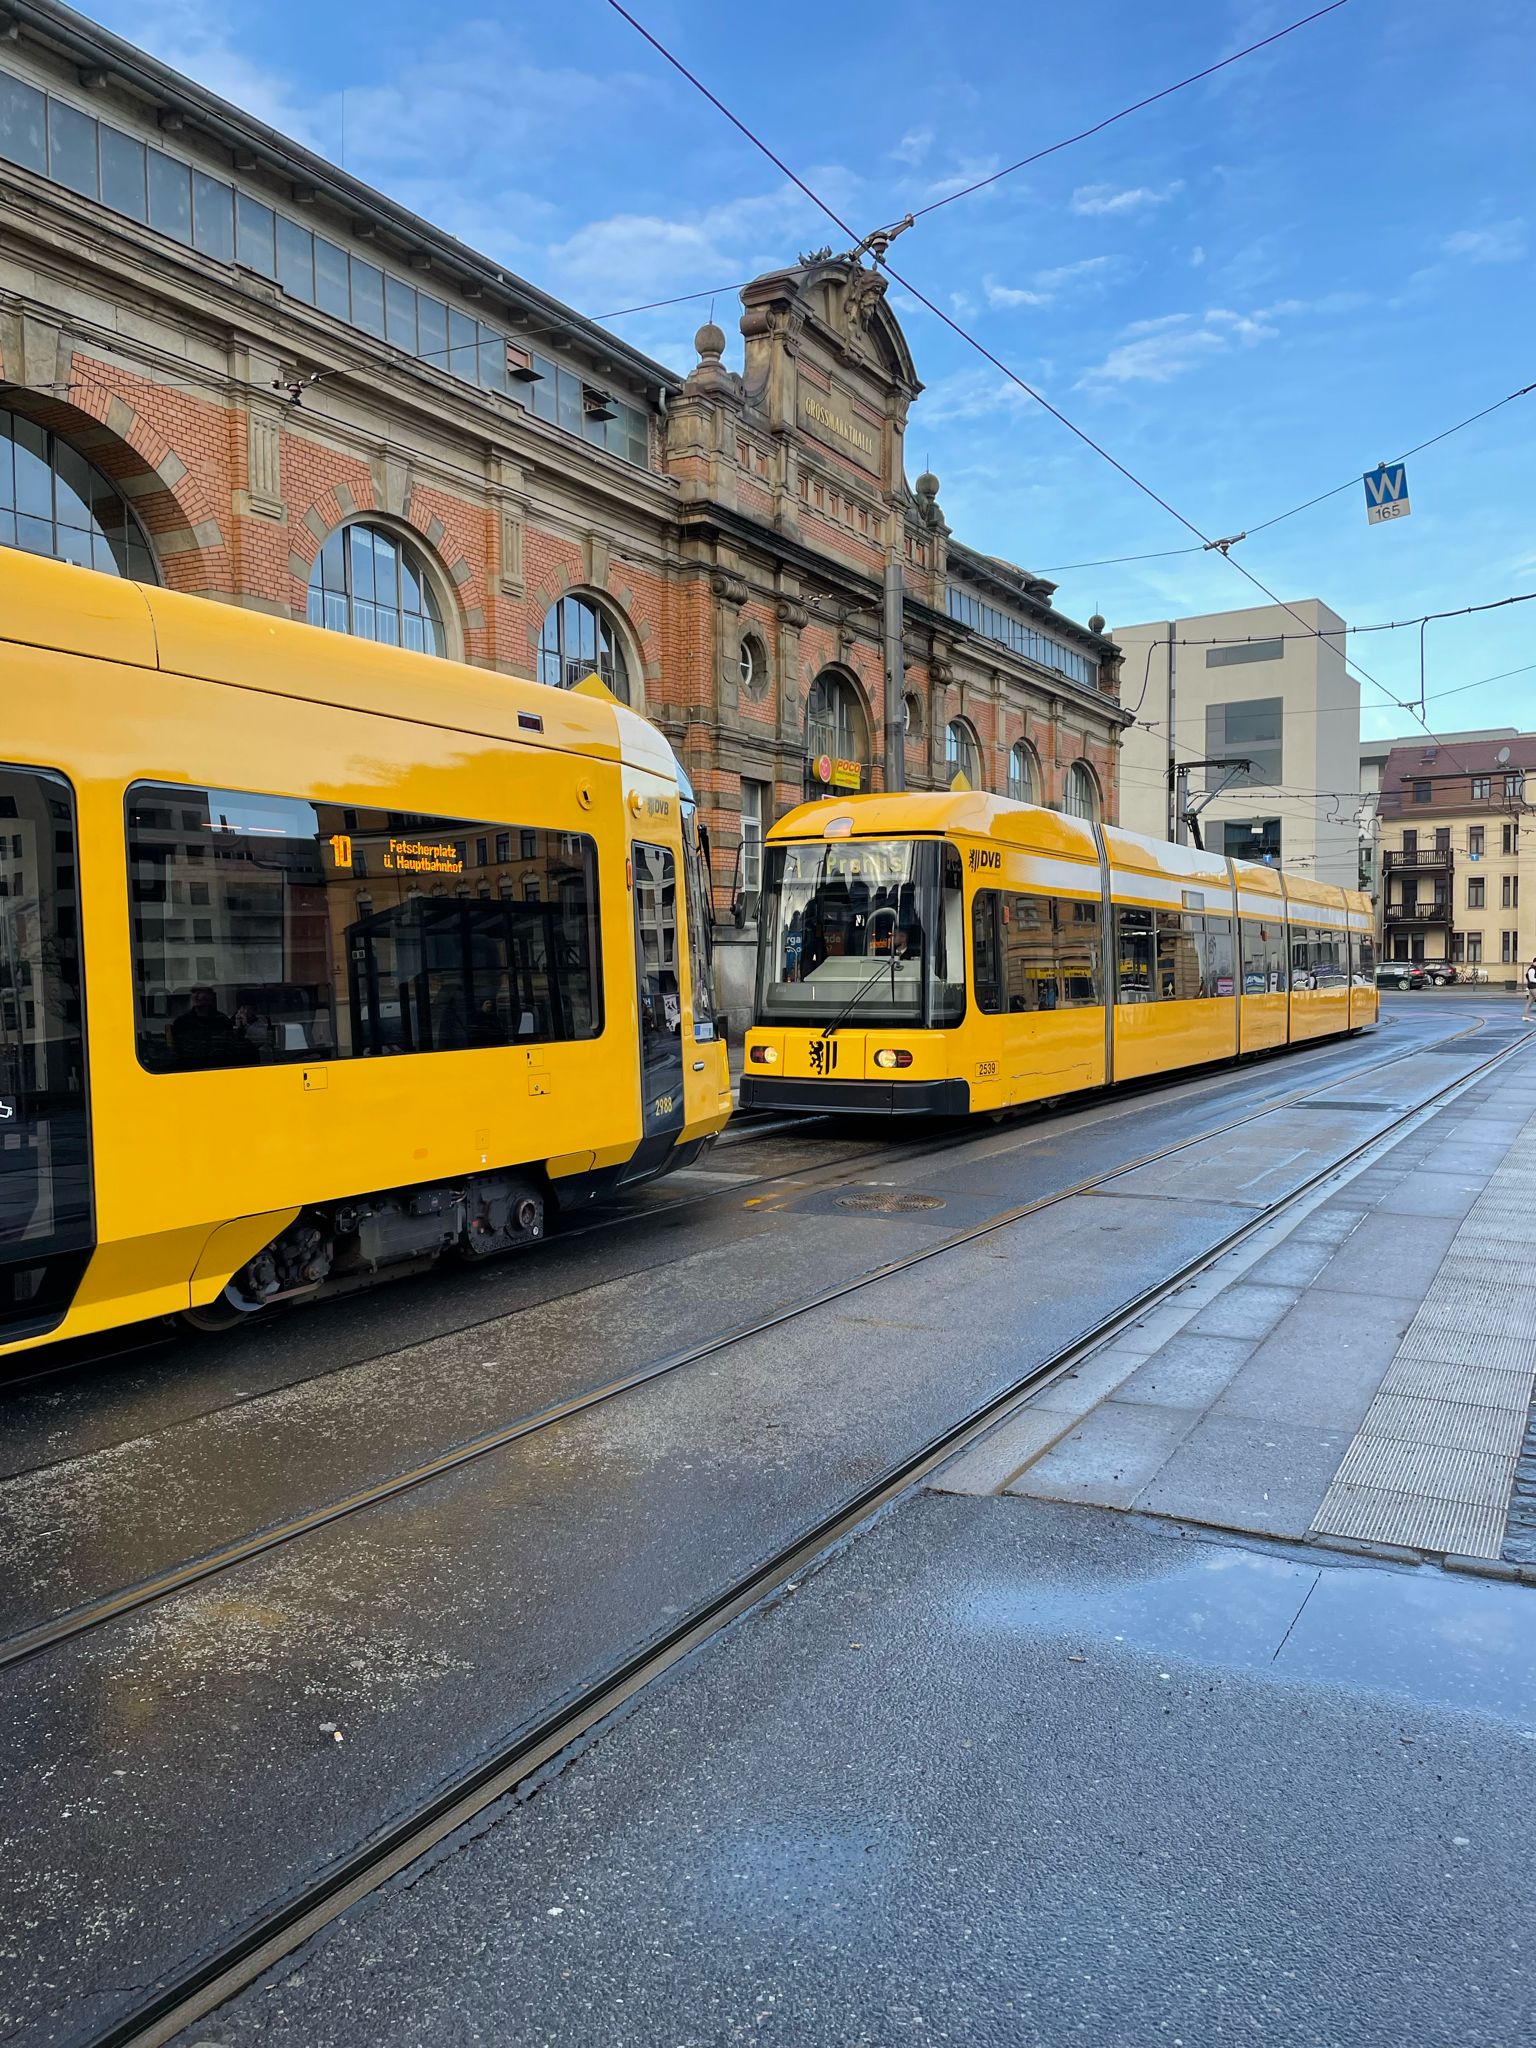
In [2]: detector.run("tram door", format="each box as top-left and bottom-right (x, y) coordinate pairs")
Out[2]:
(0, 766), (93, 1342)
(630, 842), (686, 1157)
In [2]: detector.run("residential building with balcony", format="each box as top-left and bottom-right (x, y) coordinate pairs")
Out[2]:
(1376, 733), (1536, 979)
(1359, 726), (1516, 902)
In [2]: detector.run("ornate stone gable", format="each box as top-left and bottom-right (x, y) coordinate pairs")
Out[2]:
(738, 255), (921, 507)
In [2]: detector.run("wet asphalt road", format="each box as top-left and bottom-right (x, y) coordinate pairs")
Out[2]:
(191, 1495), (1536, 2048)
(0, 1000), (1524, 2046)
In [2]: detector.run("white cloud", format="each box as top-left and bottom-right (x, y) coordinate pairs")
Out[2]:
(1442, 221), (1526, 264)
(921, 157), (1001, 203)
(544, 185), (833, 309)
(1078, 306), (1276, 386)
(98, 0), (328, 145)
(984, 280), (1050, 309)
(920, 367), (1040, 426)
(1071, 181), (1184, 217)
(1033, 255), (1116, 291)
(892, 128), (933, 165)
(982, 254), (1119, 313)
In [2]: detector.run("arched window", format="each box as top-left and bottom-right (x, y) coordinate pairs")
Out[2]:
(538, 593), (631, 701)
(945, 720), (980, 786)
(1008, 741), (1038, 805)
(308, 523), (445, 654)
(903, 692), (924, 739)
(1064, 760), (1100, 822)
(805, 673), (870, 793)
(0, 407), (157, 580)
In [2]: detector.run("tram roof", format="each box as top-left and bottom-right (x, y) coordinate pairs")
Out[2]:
(768, 791), (1102, 863)
(768, 790), (1371, 915)
(0, 551), (675, 780)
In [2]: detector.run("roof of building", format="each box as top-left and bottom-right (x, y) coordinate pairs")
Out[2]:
(8, 0), (678, 397)
(1380, 733), (1536, 786)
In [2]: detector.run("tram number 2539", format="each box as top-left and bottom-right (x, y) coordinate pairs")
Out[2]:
(975, 1060), (998, 1081)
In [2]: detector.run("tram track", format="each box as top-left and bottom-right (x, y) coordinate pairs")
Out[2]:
(0, 1007), (1479, 1429)
(0, 1007), (1513, 1673)
(71, 1010), (1536, 2048)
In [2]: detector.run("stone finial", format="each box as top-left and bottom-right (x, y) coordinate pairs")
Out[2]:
(694, 321), (726, 364)
(1088, 613), (1106, 635)
(914, 471), (946, 534)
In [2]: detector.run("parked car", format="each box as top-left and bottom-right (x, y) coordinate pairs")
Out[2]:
(1423, 963), (1458, 987)
(1375, 962), (1425, 990)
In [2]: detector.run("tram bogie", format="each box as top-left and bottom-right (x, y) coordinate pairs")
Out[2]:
(0, 552), (732, 1356)
(741, 792), (1376, 1118)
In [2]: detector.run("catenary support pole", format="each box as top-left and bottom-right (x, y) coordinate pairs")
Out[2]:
(883, 559), (906, 792)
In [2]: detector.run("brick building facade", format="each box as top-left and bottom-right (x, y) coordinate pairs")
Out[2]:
(0, 0), (1128, 1009)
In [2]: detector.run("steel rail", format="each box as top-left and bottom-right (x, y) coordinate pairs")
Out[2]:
(80, 1016), (1535, 2048)
(1, 1012), (1508, 1671)
(0, 1007), (1466, 1414)
(0, 1001), (1481, 1410)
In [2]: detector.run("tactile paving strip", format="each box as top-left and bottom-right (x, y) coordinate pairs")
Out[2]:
(1316, 1487), (1507, 1557)
(1312, 1102), (1536, 1559)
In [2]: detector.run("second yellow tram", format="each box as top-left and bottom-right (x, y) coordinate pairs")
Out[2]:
(741, 792), (1376, 1116)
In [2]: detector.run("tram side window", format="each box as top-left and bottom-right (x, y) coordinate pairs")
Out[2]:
(971, 890), (1003, 1014)
(1202, 916), (1235, 998)
(933, 846), (967, 1025)
(995, 892), (1101, 1012)
(1240, 920), (1285, 993)
(1157, 911), (1203, 999)
(1355, 931), (1377, 982)
(1314, 927), (1347, 989)
(127, 783), (602, 1071)
(1115, 907), (1154, 1003)
(1119, 908), (1231, 1001)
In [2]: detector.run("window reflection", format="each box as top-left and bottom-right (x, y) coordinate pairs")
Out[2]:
(127, 785), (603, 1071)
(537, 594), (630, 701)
(0, 410), (158, 580)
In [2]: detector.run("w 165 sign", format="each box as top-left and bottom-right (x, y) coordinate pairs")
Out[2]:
(1364, 463), (1411, 524)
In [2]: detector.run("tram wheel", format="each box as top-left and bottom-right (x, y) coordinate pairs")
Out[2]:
(179, 1284), (265, 1334)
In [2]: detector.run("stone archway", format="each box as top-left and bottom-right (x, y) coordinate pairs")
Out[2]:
(805, 664), (874, 794)
(0, 361), (215, 588)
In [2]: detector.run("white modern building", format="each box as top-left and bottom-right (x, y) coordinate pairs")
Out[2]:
(1114, 601), (1361, 889)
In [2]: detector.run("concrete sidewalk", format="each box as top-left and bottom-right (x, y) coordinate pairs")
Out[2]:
(937, 1037), (1536, 1571)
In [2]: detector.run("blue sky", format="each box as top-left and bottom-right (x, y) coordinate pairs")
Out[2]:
(79, 0), (1535, 740)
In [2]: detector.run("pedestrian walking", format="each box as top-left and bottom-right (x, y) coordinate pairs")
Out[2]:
(1524, 955), (1536, 1022)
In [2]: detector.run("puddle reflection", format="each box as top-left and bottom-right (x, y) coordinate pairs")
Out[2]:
(959, 1544), (1536, 1726)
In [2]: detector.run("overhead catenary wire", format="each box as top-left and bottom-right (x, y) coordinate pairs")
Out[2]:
(1040, 377), (1536, 572)
(590, 1), (1347, 321)
(598, 0), (1513, 786)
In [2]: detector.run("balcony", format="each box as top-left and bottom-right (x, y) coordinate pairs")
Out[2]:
(1384, 901), (1452, 925)
(1382, 848), (1453, 873)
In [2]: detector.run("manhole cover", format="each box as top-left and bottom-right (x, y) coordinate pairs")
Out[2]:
(1292, 1098), (1395, 1113)
(834, 1192), (946, 1213)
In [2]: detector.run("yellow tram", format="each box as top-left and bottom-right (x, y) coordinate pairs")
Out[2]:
(0, 552), (730, 1356)
(741, 791), (1376, 1116)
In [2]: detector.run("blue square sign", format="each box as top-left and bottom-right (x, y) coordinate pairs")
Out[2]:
(1364, 463), (1411, 524)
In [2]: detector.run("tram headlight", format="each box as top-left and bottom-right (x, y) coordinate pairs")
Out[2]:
(749, 1045), (778, 1064)
(873, 1048), (913, 1070)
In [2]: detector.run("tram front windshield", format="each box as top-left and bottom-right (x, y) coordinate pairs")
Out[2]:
(757, 838), (964, 1028)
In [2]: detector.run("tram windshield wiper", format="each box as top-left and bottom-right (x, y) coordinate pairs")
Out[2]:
(819, 910), (908, 1037)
